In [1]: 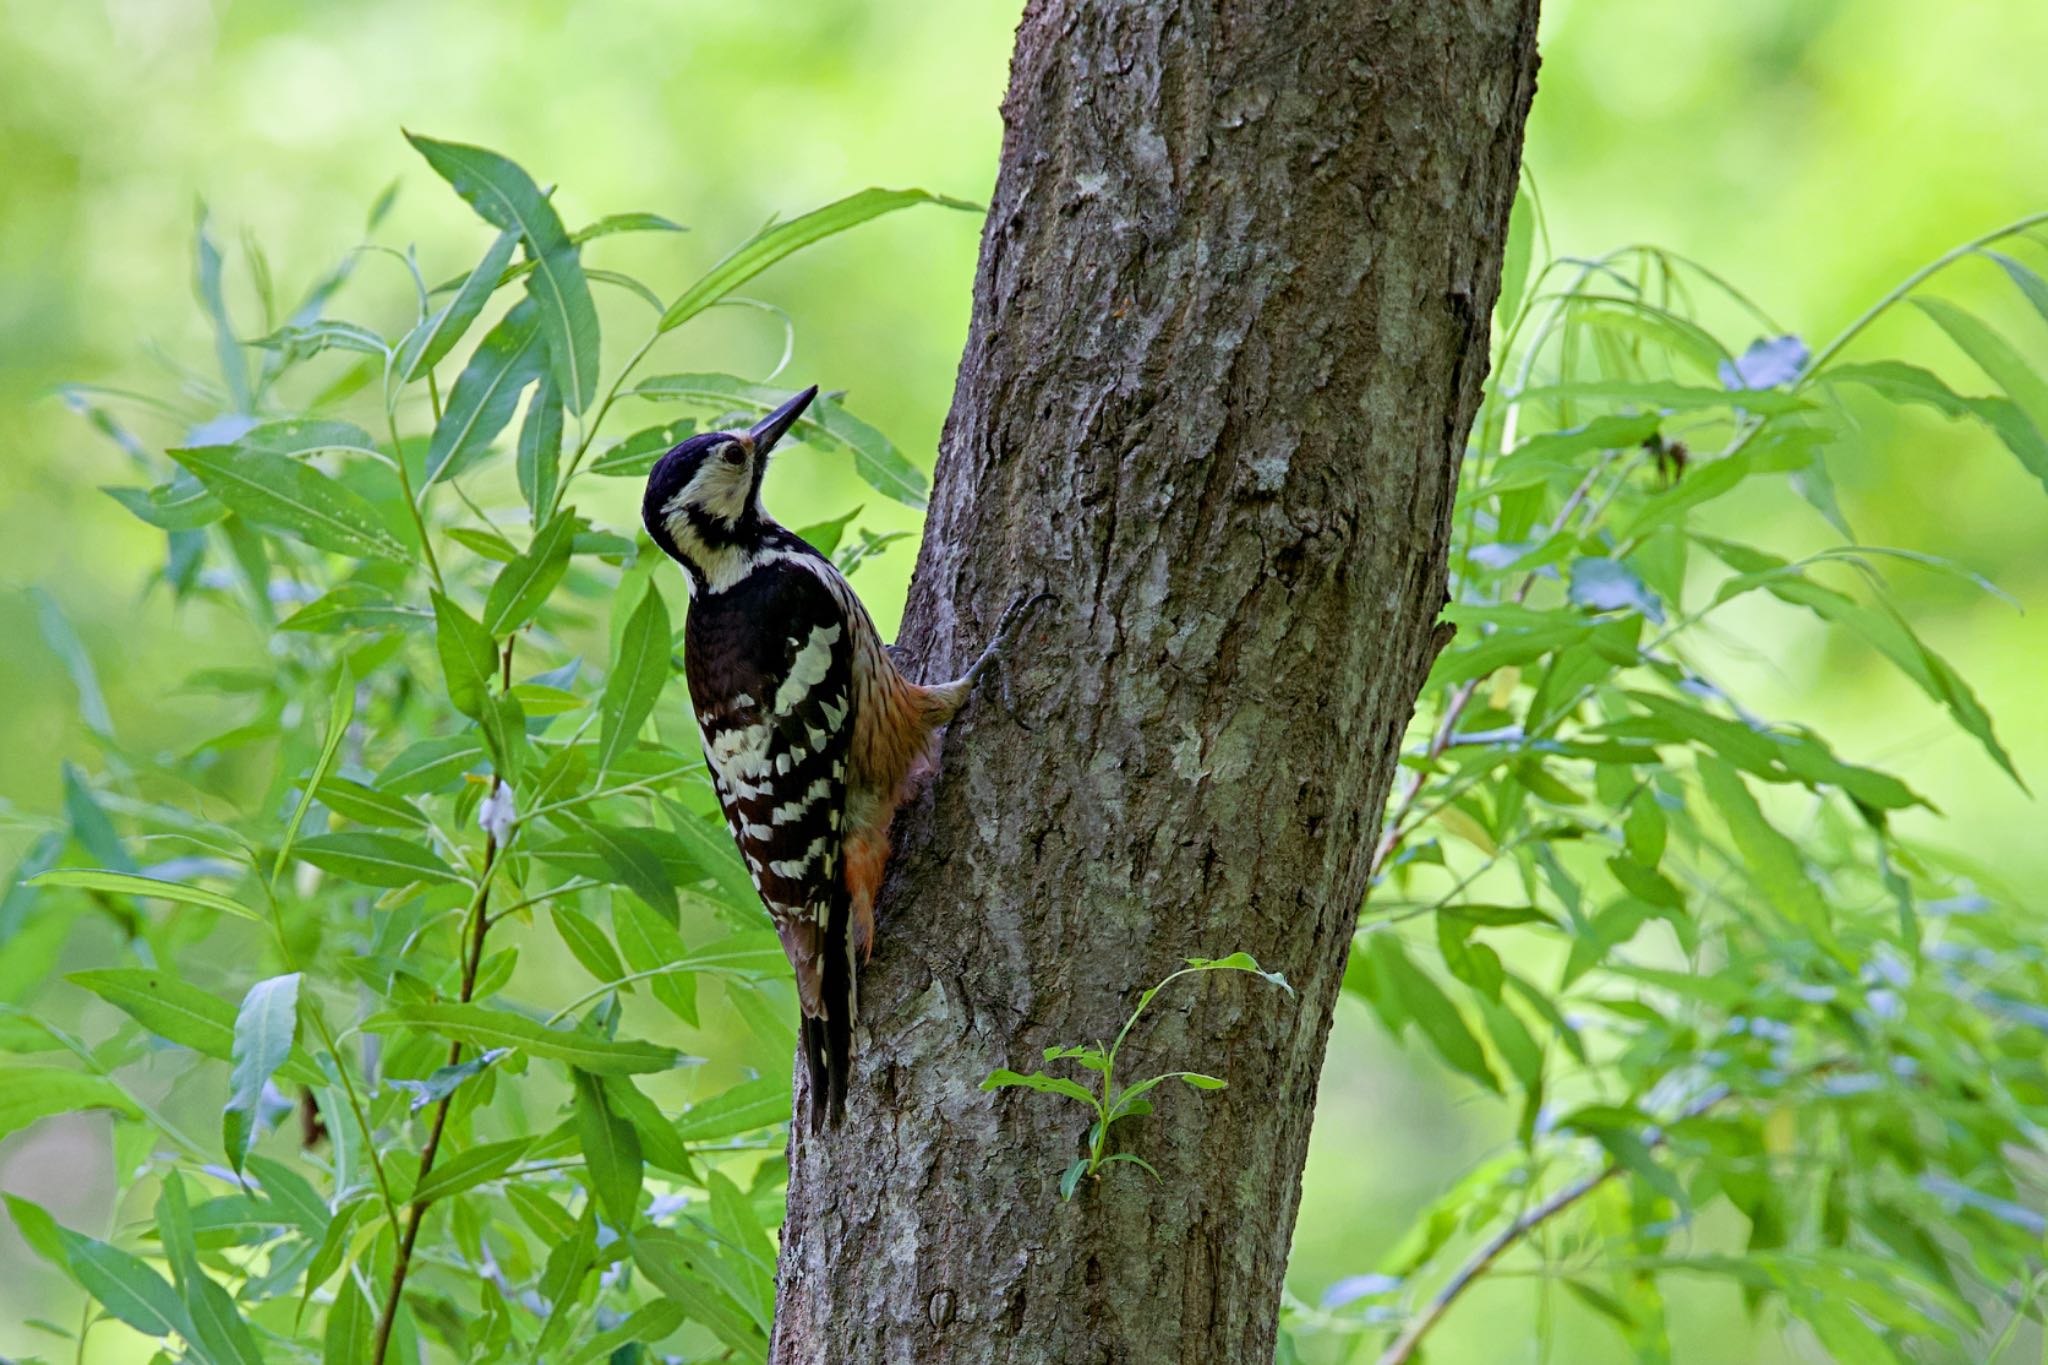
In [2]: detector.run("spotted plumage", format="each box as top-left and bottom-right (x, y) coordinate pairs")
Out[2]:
(643, 386), (1041, 1130)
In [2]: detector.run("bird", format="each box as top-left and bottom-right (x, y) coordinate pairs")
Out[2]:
(641, 385), (1041, 1130)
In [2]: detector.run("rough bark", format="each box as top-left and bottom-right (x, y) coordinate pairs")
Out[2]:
(773, 2), (1541, 1360)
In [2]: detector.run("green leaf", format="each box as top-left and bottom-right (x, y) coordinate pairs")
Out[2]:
(315, 774), (428, 829)
(626, 1229), (769, 1363)
(980, 1068), (1100, 1107)
(634, 373), (928, 507)
(602, 1074), (696, 1179)
(1059, 1158), (1089, 1202)
(29, 869), (262, 923)
(1695, 758), (1831, 938)
(278, 583), (432, 634)
(432, 590), (499, 720)
(159, 1173), (267, 1365)
(574, 211), (687, 242)
(1358, 935), (1500, 1094)
(194, 203), (250, 411)
(275, 669), (354, 887)
(482, 509), (575, 635)
(1915, 297), (2048, 484)
(573, 1068), (643, 1227)
(71, 968), (234, 1056)
(588, 418), (698, 478)
(362, 1002), (679, 1074)
(254, 318), (387, 357)
(102, 476), (225, 531)
(517, 375), (564, 520)
(570, 821), (678, 921)
(223, 972), (301, 1172)
(598, 585), (672, 776)
(58, 1222), (195, 1341)
(613, 893), (696, 1026)
(0, 1065), (140, 1140)
(706, 1169), (775, 1323)
(659, 187), (975, 334)
(169, 445), (409, 562)
(295, 832), (463, 888)
(552, 905), (626, 984)
(424, 297), (546, 485)
(399, 226), (519, 382)
(376, 734), (487, 794)
(670, 1077), (788, 1142)
(410, 1136), (535, 1204)
(404, 135), (600, 412)
(237, 417), (383, 460)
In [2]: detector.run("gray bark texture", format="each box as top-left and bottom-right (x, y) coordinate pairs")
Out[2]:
(773, 1), (1541, 1360)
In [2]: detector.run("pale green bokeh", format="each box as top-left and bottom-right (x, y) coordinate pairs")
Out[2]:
(2, 1), (2044, 1359)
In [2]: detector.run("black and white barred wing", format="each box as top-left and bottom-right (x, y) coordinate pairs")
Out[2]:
(685, 568), (854, 1018)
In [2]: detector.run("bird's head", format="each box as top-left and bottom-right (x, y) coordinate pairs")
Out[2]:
(642, 385), (817, 585)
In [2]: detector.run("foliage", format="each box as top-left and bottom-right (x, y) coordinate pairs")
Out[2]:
(10, 129), (2048, 1365)
(982, 953), (1293, 1201)
(1, 135), (969, 1363)
(1278, 188), (2048, 1363)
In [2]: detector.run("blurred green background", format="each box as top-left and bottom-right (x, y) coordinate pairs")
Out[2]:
(3, 1), (2045, 1359)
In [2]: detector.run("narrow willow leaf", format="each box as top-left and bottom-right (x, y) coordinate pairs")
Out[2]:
(295, 832), (462, 888)
(316, 774), (427, 829)
(1353, 935), (1500, 1094)
(32, 589), (113, 737)
(526, 241), (602, 414)
(324, 1276), (372, 1365)
(0, 1065), (140, 1139)
(614, 894), (696, 1025)
(634, 373), (927, 506)
(30, 869), (261, 923)
(598, 585), (671, 776)
(1496, 190), (1535, 328)
(102, 475), (225, 531)
(405, 133), (600, 411)
(169, 445), (410, 561)
(602, 1075), (695, 1178)
(194, 203), (250, 411)
(627, 1229), (769, 1363)
(572, 1068), (642, 1227)
(253, 318), (388, 357)
(223, 972), (301, 1172)
(588, 418), (697, 478)
(658, 187), (976, 334)
(361, 1003), (679, 1074)
(561, 1302), (690, 1365)
(571, 821), (678, 921)
(574, 211), (687, 242)
(482, 509), (575, 635)
(534, 1206), (598, 1354)
(57, 1223), (194, 1340)
(432, 590), (499, 719)
(410, 1136), (535, 1204)
(399, 226), (519, 382)
(158, 1172), (265, 1365)
(376, 734), (487, 794)
(71, 968), (237, 1057)
(669, 1077), (789, 1141)
(274, 669), (353, 887)
(278, 584), (431, 635)
(552, 905), (626, 984)
(516, 375), (564, 520)
(425, 298), (545, 485)
(238, 417), (382, 460)
(1696, 758), (1832, 936)
(447, 525), (519, 561)
(706, 1170), (774, 1323)
(1917, 295), (2048, 426)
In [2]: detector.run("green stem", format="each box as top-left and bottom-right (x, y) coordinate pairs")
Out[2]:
(548, 326), (664, 521)
(384, 402), (445, 594)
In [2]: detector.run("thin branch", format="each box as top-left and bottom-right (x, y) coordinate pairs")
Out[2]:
(1374, 1084), (1729, 1365)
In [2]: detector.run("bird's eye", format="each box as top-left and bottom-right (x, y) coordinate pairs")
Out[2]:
(722, 441), (747, 466)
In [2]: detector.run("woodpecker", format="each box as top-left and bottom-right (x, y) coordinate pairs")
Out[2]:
(642, 385), (1038, 1130)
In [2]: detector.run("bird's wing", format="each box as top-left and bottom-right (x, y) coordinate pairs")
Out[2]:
(686, 565), (855, 1020)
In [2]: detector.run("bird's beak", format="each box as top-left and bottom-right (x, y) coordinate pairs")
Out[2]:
(747, 385), (819, 456)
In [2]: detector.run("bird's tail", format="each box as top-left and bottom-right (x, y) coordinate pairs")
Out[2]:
(800, 889), (857, 1132)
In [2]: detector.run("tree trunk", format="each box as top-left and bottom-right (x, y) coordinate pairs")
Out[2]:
(773, 1), (1541, 1360)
